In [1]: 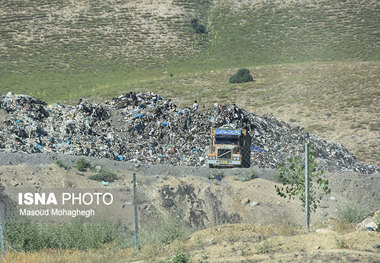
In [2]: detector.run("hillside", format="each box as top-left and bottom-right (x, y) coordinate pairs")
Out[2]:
(0, 0), (379, 96)
(0, 0), (209, 73)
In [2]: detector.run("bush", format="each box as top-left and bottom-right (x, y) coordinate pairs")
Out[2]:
(56, 160), (69, 170)
(171, 250), (191, 263)
(140, 217), (192, 246)
(229, 68), (254, 83)
(194, 24), (206, 34)
(190, 18), (206, 34)
(337, 203), (370, 223)
(76, 158), (92, 171)
(240, 170), (257, 182)
(89, 168), (119, 182)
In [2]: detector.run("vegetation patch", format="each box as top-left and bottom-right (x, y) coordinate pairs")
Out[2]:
(169, 249), (192, 263)
(256, 241), (273, 254)
(55, 160), (70, 170)
(229, 68), (254, 83)
(337, 203), (370, 224)
(88, 167), (119, 182)
(335, 236), (348, 249)
(76, 158), (92, 172)
(240, 169), (257, 182)
(4, 220), (124, 251)
(140, 217), (192, 246)
(190, 18), (207, 34)
(207, 170), (224, 180)
(275, 146), (331, 212)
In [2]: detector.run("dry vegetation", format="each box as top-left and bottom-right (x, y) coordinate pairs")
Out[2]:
(1, 224), (379, 263)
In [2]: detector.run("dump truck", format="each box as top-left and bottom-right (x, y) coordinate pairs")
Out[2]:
(207, 127), (251, 168)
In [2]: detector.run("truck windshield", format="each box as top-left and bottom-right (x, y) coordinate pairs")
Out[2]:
(215, 136), (238, 145)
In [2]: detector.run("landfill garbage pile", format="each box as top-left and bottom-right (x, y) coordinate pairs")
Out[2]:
(0, 91), (379, 174)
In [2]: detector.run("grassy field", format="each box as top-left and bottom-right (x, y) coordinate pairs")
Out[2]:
(0, 0), (379, 103)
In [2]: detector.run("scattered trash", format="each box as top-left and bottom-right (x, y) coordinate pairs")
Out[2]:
(250, 201), (259, 207)
(101, 181), (110, 186)
(0, 92), (379, 174)
(356, 211), (379, 232)
(241, 198), (250, 205)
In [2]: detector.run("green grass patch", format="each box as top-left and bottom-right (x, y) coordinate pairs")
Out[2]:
(140, 217), (192, 246)
(88, 167), (119, 182)
(76, 158), (92, 172)
(4, 220), (124, 251)
(168, 249), (192, 263)
(55, 160), (70, 170)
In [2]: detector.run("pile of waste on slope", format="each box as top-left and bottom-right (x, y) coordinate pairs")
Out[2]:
(0, 91), (378, 174)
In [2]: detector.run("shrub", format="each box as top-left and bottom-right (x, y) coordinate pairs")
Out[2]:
(56, 160), (69, 170)
(335, 236), (348, 249)
(190, 18), (198, 28)
(76, 158), (92, 171)
(277, 219), (300, 236)
(89, 168), (119, 182)
(171, 250), (191, 263)
(229, 68), (254, 83)
(140, 217), (192, 246)
(194, 24), (206, 34)
(257, 241), (272, 254)
(337, 203), (370, 223)
(240, 170), (257, 181)
(190, 18), (206, 34)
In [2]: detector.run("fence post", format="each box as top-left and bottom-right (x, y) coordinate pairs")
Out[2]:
(133, 172), (139, 250)
(305, 143), (310, 231)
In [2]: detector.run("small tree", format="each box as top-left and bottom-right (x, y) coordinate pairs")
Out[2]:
(275, 147), (330, 212)
(190, 18), (206, 34)
(229, 68), (254, 83)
